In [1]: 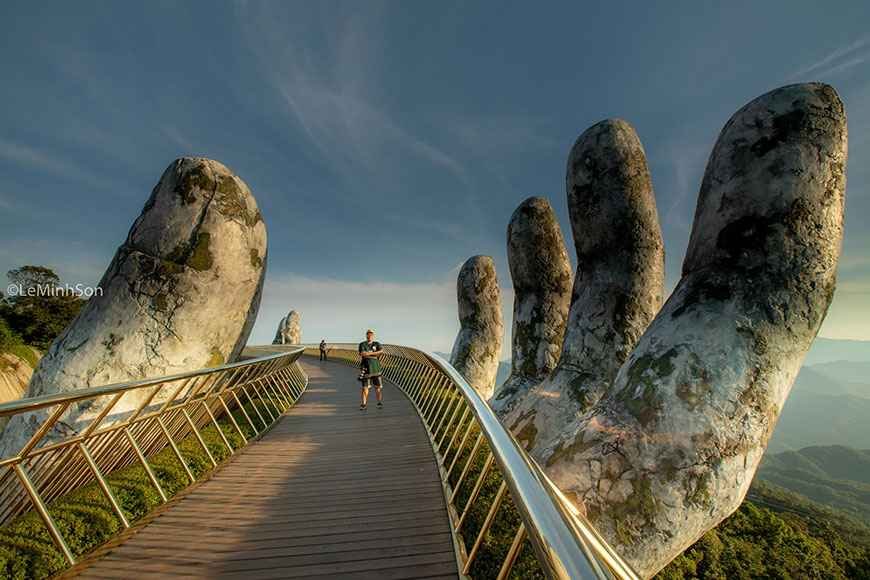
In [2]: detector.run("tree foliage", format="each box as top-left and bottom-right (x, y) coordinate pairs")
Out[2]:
(657, 482), (870, 579)
(0, 266), (85, 350)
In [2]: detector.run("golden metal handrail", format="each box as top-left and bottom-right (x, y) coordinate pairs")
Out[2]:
(0, 346), (308, 566)
(306, 343), (639, 580)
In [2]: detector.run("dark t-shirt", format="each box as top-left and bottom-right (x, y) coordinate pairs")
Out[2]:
(358, 340), (382, 373)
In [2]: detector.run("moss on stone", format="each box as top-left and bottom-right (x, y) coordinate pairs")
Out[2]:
(685, 471), (713, 509)
(152, 293), (168, 312)
(674, 354), (712, 411)
(100, 334), (122, 356)
(249, 249), (263, 269)
(611, 477), (658, 546)
(187, 232), (213, 271)
(173, 164), (212, 205)
(618, 348), (680, 426)
(206, 347), (225, 367)
(214, 175), (260, 227)
(545, 433), (597, 468)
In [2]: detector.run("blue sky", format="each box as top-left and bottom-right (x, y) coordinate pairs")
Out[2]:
(1, 1), (869, 356)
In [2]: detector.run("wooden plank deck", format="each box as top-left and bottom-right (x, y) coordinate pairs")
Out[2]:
(72, 359), (459, 579)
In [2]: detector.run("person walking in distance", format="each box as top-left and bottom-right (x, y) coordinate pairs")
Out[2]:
(319, 339), (328, 361)
(358, 329), (384, 410)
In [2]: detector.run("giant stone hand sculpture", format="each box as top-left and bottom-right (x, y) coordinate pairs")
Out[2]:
(0, 157), (267, 456)
(449, 256), (503, 398)
(273, 310), (302, 345)
(506, 120), (665, 449)
(460, 83), (847, 577)
(490, 197), (572, 417)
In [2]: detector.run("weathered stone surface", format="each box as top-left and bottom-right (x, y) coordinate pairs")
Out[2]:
(449, 256), (503, 399)
(0, 157), (267, 457)
(533, 83), (846, 577)
(506, 120), (664, 454)
(273, 310), (302, 345)
(490, 197), (572, 417)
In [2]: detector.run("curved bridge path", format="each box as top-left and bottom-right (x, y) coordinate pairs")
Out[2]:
(69, 360), (459, 579)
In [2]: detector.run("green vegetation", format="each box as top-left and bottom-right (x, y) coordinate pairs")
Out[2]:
(0, 395), (283, 579)
(656, 481), (870, 579)
(428, 388), (544, 580)
(0, 266), (85, 351)
(0, 318), (38, 371)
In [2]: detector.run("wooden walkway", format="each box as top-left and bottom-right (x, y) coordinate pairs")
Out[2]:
(73, 360), (459, 579)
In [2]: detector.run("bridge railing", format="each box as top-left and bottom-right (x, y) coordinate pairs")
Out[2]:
(0, 346), (308, 566)
(305, 344), (639, 580)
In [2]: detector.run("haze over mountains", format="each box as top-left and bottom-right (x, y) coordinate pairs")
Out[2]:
(770, 338), (870, 453)
(758, 445), (870, 523)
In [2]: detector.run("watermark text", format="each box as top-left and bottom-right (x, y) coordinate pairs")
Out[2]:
(5, 283), (103, 299)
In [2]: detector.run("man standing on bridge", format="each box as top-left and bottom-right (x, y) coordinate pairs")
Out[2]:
(319, 339), (328, 361)
(358, 329), (384, 410)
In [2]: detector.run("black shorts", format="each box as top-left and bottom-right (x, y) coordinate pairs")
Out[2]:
(359, 373), (382, 388)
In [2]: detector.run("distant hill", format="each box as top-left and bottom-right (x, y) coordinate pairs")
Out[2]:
(806, 360), (870, 398)
(803, 337), (870, 366)
(756, 445), (870, 523)
(793, 364), (870, 399)
(769, 389), (870, 452)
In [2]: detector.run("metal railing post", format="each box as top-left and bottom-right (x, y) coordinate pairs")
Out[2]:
(12, 463), (76, 565)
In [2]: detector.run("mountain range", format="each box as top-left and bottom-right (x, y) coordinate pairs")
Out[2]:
(757, 444), (870, 523)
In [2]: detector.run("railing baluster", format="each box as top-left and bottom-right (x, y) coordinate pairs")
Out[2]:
(450, 433), (484, 503)
(251, 382), (277, 423)
(124, 427), (168, 502)
(232, 391), (260, 435)
(439, 404), (468, 453)
(218, 394), (248, 444)
(447, 417), (476, 476)
(242, 386), (269, 429)
(78, 441), (130, 528)
(497, 523), (527, 580)
(157, 416), (195, 483)
(182, 408), (217, 468)
(464, 480), (508, 574)
(12, 463), (76, 565)
(456, 452), (495, 532)
(426, 376), (451, 425)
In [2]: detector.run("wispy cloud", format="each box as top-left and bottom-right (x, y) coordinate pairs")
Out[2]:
(237, 4), (469, 189)
(160, 125), (197, 155)
(659, 137), (709, 233)
(0, 138), (118, 191)
(275, 79), (469, 184)
(788, 35), (870, 80)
